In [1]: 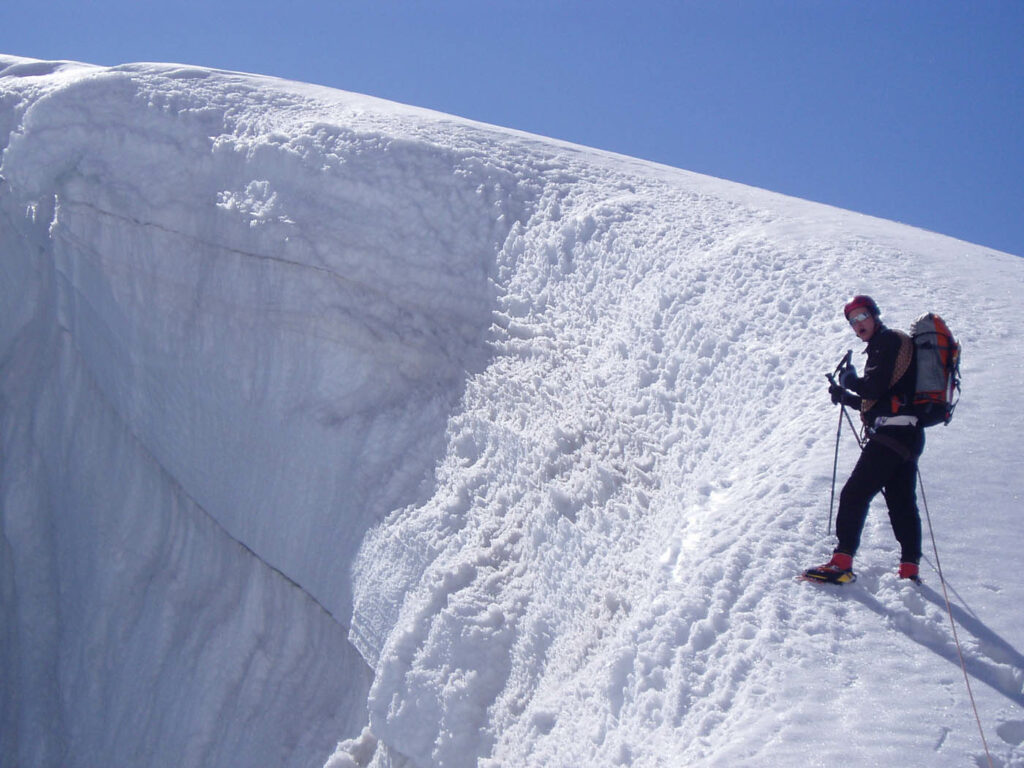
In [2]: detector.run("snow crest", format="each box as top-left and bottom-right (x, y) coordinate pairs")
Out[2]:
(2, 55), (1023, 768)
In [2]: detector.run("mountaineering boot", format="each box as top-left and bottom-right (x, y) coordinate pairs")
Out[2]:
(802, 552), (855, 584)
(898, 562), (921, 583)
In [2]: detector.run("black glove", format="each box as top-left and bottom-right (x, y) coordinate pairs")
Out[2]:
(829, 382), (845, 405)
(838, 365), (857, 389)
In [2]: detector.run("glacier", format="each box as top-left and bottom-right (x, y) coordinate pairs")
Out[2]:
(1, 55), (1023, 768)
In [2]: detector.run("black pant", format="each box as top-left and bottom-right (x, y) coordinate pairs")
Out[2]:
(835, 426), (925, 564)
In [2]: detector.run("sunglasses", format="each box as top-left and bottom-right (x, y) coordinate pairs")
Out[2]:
(848, 311), (871, 325)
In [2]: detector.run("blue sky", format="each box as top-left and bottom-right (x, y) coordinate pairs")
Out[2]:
(3, 1), (1022, 256)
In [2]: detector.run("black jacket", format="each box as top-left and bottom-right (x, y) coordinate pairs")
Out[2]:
(839, 324), (917, 426)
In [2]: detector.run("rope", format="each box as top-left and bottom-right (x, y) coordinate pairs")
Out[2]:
(918, 470), (995, 768)
(834, 415), (994, 764)
(829, 349), (992, 762)
(842, 405), (865, 449)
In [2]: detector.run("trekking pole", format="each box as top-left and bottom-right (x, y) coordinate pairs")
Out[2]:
(826, 391), (844, 536)
(825, 351), (853, 535)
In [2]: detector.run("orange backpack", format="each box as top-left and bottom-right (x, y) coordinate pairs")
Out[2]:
(910, 313), (961, 427)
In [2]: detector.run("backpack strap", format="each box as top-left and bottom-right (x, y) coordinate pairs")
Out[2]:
(861, 330), (913, 423)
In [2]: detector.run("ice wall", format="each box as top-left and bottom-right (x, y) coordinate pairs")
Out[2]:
(0, 56), (517, 767)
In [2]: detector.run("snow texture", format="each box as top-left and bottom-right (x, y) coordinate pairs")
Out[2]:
(1, 54), (1022, 768)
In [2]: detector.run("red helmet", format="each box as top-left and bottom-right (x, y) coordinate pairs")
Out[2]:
(843, 294), (879, 319)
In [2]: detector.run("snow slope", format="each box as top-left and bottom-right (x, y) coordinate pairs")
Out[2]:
(1, 55), (1022, 768)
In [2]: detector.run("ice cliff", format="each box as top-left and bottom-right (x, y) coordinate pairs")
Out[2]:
(2, 55), (1022, 768)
